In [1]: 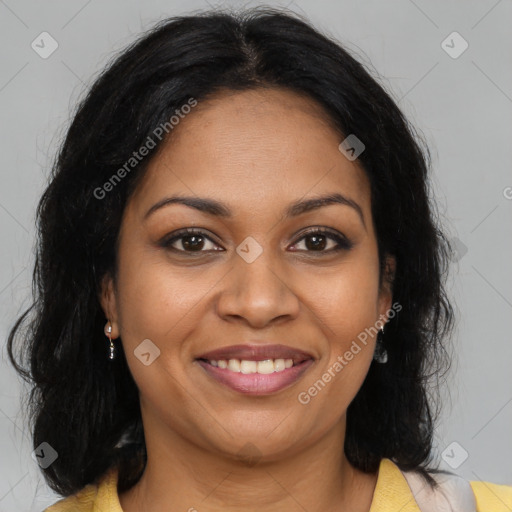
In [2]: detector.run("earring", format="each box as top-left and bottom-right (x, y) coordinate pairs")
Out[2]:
(105, 322), (115, 360)
(373, 326), (388, 364)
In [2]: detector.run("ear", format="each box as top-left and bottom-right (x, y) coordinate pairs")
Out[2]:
(99, 273), (120, 339)
(378, 254), (396, 322)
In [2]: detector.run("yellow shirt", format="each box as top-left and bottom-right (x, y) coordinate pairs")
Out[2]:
(44, 458), (512, 511)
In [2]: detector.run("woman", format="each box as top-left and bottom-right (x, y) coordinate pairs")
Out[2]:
(8, 7), (511, 511)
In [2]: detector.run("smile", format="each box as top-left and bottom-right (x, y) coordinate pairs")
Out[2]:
(196, 358), (314, 395)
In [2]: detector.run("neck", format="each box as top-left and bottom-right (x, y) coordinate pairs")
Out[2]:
(118, 413), (378, 512)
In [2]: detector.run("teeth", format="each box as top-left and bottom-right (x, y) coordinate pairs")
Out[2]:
(256, 359), (275, 374)
(209, 358), (295, 374)
(228, 359), (241, 372)
(274, 359), (285, 372)
(240, 360), (257, 374)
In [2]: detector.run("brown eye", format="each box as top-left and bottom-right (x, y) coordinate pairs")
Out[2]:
(290, 228), (353, 253)
(177, 233), (207, 251)
(162, 228), (221, 253)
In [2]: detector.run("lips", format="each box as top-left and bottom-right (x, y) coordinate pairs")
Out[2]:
(197, 358), (314, 395)
(195, 343), (315, 395)
(196, 343), (314, 365)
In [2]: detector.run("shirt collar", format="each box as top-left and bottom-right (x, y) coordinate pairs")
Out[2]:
(96, 457), (420, 512)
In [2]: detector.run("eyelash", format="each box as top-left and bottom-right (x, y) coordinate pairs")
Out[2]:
(160, 227), (353, 255)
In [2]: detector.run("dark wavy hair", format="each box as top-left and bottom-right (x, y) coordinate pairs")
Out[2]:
(7, 6), (454, 497)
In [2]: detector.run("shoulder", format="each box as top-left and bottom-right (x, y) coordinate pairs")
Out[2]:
(398, 460), (512, 512)
(470, 479), (512, 512)
(43, 467), (120, 512)
(374, 458), (512, 512)
(43, 484), (98, 512)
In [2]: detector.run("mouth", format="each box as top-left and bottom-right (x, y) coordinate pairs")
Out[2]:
(196, 357), (307, 373)
(195, 344), (315, 395)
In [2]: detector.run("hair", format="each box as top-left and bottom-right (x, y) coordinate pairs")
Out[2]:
(8, 6), (454, 497)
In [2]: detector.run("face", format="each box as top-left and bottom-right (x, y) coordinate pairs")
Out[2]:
(101, 87), (394, 462)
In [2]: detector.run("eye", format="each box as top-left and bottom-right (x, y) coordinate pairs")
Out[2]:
(160, 227), (353, 255)
(161, 228), (222, 253)
(290, 228), (353, 253)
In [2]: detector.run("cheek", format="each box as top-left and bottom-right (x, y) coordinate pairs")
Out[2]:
(297, 296), (376, 422)
(299, 255), (380, 403)
(306, 253), (381, 341)
(298, 348), (374, 434)
(114, 255), (207, 414)
(116, 254), (217, 346)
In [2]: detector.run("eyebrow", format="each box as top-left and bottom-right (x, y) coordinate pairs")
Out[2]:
(144, 192), (366, 228)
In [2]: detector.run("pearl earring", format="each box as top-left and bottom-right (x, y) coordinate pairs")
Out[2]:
(105, 322), (115, 360)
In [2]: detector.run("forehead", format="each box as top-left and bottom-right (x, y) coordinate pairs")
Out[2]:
(129, 87), (371, 222)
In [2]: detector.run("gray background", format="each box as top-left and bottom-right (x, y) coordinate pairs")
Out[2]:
(1, 0), (511, 510)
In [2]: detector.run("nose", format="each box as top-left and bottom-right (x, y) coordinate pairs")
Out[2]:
(215, 246), (301, 329)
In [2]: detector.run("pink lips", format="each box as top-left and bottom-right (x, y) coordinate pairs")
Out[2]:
(195, 343), (314, 395)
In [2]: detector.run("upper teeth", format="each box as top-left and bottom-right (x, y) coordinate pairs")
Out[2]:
(209, 358), (294, 374)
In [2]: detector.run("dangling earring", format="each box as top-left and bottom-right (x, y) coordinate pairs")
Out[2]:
(105, 322), (115, 360)
(373, 326), (388, 364)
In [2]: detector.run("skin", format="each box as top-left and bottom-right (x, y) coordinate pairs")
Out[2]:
(100, 87), (395, 512)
